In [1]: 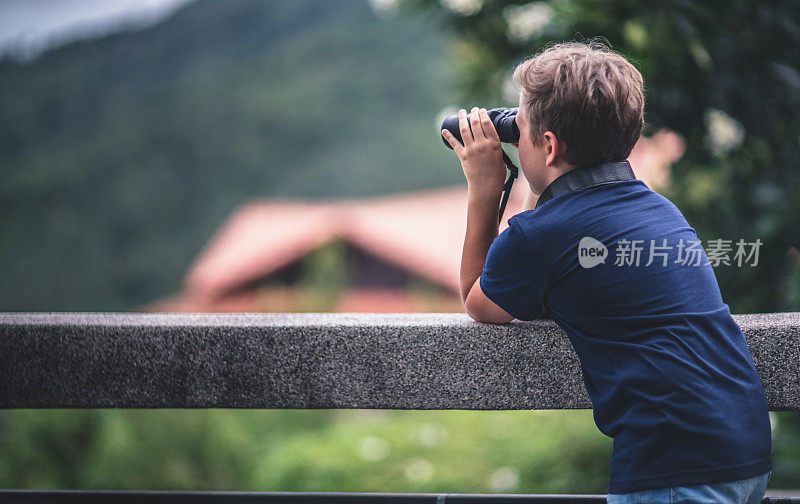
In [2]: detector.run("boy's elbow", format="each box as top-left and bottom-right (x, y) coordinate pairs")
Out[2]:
(462, 278), (514, 323)
(463, 300), (514, 324)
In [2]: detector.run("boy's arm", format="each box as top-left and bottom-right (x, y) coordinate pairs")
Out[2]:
(442, 107), (514, 324)
(460, 191), (514, 323)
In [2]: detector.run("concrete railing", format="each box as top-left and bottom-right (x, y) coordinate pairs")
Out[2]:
(1, 312), (798, 410)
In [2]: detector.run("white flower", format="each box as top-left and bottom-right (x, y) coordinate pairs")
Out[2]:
(503, 2), (554, 43)
(404, 457), (434, 483)
(370, 0), (399, 16)
(440, 0), (483, 16)
(412, 422), (449, 447)
(358, 436), (390, 461)
(704, 108), (745, 156)
(488, 466), (520, 492)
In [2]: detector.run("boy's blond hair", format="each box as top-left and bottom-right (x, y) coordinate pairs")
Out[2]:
(512, 40), (645, 167)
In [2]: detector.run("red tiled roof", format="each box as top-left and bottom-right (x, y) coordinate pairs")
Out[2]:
(169, 130), (684, 307)
(185, 183), (529, 298)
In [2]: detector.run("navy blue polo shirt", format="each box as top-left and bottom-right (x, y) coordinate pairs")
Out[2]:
(480, 177), (772, 494)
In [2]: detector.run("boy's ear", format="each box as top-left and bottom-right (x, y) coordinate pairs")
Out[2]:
(543, 131), (568, 167)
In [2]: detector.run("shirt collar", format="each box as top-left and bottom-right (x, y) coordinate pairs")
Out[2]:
(535, 159), (637, 209)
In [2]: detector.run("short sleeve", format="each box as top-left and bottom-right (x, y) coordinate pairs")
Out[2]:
(479, 218), (547, 320)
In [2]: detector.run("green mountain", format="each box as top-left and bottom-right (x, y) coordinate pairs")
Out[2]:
(0, 0), (462, 311)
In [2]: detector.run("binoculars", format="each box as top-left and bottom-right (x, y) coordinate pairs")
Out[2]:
(440, 107), (520, 148)
(439, 107), (521, 223)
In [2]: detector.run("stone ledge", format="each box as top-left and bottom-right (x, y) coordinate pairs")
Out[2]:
(0, 313), (798, 410)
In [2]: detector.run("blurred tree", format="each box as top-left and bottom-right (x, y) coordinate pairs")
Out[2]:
(403, 0), (800, 313)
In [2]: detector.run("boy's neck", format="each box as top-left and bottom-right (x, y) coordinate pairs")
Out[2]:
(536, 160), (576, 195)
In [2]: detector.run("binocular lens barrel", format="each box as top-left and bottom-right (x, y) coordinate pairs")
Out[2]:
(440, 107), (520, 149)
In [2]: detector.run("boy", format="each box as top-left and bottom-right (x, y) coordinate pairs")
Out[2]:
(441, 41), (772, 503)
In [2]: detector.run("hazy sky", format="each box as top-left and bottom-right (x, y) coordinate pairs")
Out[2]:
(0, 0), (193, 57)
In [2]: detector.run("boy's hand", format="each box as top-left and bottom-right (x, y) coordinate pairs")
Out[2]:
(442, 107), (506, 196)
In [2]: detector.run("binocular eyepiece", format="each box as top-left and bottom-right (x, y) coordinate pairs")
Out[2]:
(440, 107), (520, 148)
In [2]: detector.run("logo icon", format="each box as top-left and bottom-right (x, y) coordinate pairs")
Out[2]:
(578, 237), (608, 268)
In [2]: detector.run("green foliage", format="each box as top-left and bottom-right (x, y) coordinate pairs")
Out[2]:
(0, 409), (612, 492)
(0, 0), (462, 311)
(2, 409), (799, 491)
(403, 0), (800, 313)
(771, 411), (800, 488)
(299, 241), (349, 299)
